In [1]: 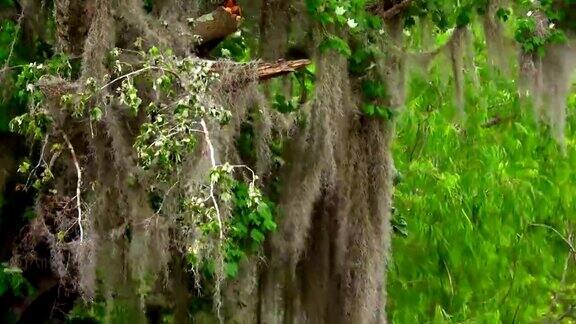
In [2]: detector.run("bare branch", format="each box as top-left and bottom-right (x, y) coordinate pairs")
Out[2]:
(0, 9), (24, 77)
(200, 119), (224, 241)
(62, 132), (84, 243)
(25, 135), (50, 189)
(529, 223), (576, 253)
(256, 59), (311, 81)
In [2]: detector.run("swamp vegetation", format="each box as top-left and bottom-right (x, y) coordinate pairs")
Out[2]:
(1, 0), (576, 323)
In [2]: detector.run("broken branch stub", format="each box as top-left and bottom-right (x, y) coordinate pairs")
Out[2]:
(256, 59), (312, 81)
(192, 6), (241, 52)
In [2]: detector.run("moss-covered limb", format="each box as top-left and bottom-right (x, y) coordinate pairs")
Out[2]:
(151, 0), (199, 19)
(36, 59), (311, 104)
(515, 5), (576, 146)
(54, 0), (96, 56)
(10, 1), (404, 322)
(52, 0), (242, 58)
(383, 26), (468, 69)
(482, 0), (514, 74)
(367, 0), (414, 20)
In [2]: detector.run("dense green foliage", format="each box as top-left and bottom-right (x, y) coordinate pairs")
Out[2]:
(389, 37), (576, 322)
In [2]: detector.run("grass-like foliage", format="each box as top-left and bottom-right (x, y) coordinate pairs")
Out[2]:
(389, 46), (576, 322)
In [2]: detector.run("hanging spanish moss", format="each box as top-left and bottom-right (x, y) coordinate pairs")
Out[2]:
(519, 10), (576, 147)
(483, 0), (513, 74)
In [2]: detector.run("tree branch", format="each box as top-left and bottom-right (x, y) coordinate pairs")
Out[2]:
(193, 6), (242, 54)
(38, 58), (312, 99)
(1, 9), (23, 74)
(62, 132), (84, 243)
(367, 0), (414, 20)
(200, 119), (224, 241)
(36, 57), (311, 117)
(256, 59), (311, 81)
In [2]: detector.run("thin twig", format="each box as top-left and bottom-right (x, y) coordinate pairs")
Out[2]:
(156, 181), (179, 214)
(62, 132), (84, 243)
(408, 121), (422, 162)
(99, 66), (178, 91)
(229, 164), (257, 185)
(25, 134), (50, 188)
(529, 223), (575, 253)
(560, 231), (574, 286)
(0, 10), (24, 77)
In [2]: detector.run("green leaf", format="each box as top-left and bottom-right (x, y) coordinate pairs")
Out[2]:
(456, 8), (472, 27)
(250, 229), (265, 243)
(375, 105), (392, 120)
(263, 218), (277, 231)
(496, 8), (510, 22)
(17, 160), (30, 174)
(361, 103), (375, 117)
(148, 46), (160, 58)
(248, 211), (261, 225)
(361, 80), (387, 100)
(319, 35), (352, 57)
(91, 106), (103, 121)
(232, 223), (249, 238)
(273, 94), (298, 113)
(225, 262), (239, 278)
(257, 203), (272, 221)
